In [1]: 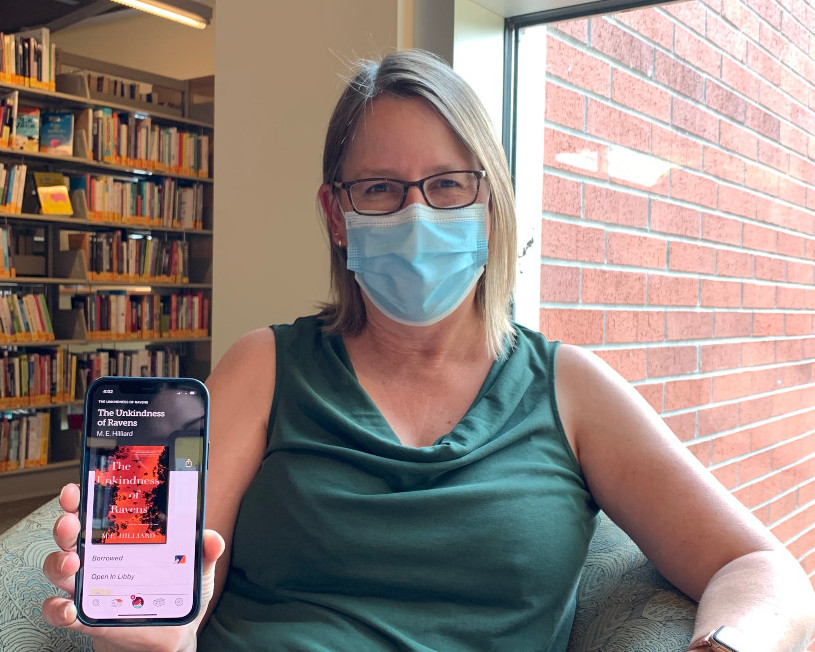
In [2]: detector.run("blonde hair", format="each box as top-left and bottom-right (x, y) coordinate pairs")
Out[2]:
(319, 49), (516, 359)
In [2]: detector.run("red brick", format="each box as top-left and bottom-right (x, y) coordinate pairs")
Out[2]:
(706, 13), (747, 61)
(773, 505), (815, 543)
(746, 474), (783, 508)
(755, 256), (786, 282)
(745, 104), (781, 141)
(777, 177), (808, 209)
(552, 18), (588, 42)
(773, 437), (808, 471)
(541, 264), (580, 303)
(652, 125), (703, 169)
(541, 219), (605, 263)
(665, 377), (710, 411)
(675, 25), (721, 76)
(742, 282), (776, 309)
(587, 100), (651, 153)
(779, 122), (809, 157)
(719, 121), (758, 160)
(786, 313), (813, 336)
(635, 381), (664, 413)
(542, 174), (582, 217)
(776, 286), (806, 310)
(712, 462), (740, 489)
(616, 9), (674, 50)
(655, 51), (704, 101)
(582, 268), (646, 304)
(757, 81), (790, 122)
(591, 17), (654, 75)
(546, 35), (611, 96)
(647, 345), (698, 377)
(664, 412), (696, 442)
(745, 0), (781, 27)
(741, 340), (776, 366)
(786, 261), (814, 285)
(701, 342), (742, 372)
(703, 147), (745, 185)
(540, 308), (604, 345)
(758, 136), (790, 175)
(672, 97), (720, 143)
(769, 493), (799, 527)
(607, 232), (667, 269)
(702, 214), (742, 246)
(737, 450), (774, 484)
(595, 347), (646, 382)
(702, 280), (742, 308)
(714, 311), (753, 337)
(606, 310), (665, 343)
(717, 249), (755, 278)
(712, 370), (753, 402)
(718, 185), (757, 220)
(584, 185), (648, 227)
(612, 69), (670, 123)
(686, 440), (712, 466)
(699, 403), (739, 436)
(742, 223), (777, 253)
(744, 162), (780, 196)
(671, 169), (717, 209)
(669, 241), (716, 274)
(739, 395), (774, 426)
(790, 155), (815, 186)
(776, 338), (804, 362)
(777, 232), (806, 258)
(721, 57), (761, 103)
(545, 82), (585, 131)
(790, 103), (815, 136)
(712, 430), (752, 464)
(648, 274), (699, 306)
(544, 128), (607, 180)
(746, 41), (782, 86)
(780, 10), (809, 50)
(666, 311), (715, 340)
(772, 387), (806, 415)
(753, 312), (784, 336)
(706, 81), (747, 124)
(665, 2), (706, 34)
(650, 200), (701, 237)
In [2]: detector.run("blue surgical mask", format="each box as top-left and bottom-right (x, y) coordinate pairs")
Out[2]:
(345, 202), (488, 326)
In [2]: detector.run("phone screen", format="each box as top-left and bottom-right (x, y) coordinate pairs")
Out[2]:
(75, 376), (209, 626)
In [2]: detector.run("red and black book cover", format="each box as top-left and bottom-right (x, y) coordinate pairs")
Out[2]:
(92, 445), (169, 544)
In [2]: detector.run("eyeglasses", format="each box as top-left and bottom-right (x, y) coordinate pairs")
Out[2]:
(333, 170), (486, 216)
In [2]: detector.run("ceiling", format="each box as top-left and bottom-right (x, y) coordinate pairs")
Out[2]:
(0, 0), (124, 33)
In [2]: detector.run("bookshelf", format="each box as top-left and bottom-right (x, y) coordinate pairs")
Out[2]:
(0, 41), (214, 501)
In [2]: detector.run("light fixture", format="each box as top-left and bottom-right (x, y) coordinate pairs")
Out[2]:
(109, 0), (211, 29)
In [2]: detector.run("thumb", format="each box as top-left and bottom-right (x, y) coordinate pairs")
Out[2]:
(198, 529), (225, 607)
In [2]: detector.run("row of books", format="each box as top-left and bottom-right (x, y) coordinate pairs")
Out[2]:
(0, 29), (56, 90)
(70, 174), (206, 229)
(71, 291), (210, 340)
(0, 292), (54, 343)
(68, 232), (191, 283)
(0, 411), (50, 471)
(0, 343), (192, 410)
(88, 73), (156, 105)
(93, 108), (210, 177)
(0, 161), (26, 214)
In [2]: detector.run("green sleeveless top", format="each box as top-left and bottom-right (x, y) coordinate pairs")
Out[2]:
(199, 315), (598, 651)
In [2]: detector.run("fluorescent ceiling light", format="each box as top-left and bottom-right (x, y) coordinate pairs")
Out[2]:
(109, 0), (210, 29)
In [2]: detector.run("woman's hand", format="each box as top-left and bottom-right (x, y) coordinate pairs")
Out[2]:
(42, 483), (225, 652)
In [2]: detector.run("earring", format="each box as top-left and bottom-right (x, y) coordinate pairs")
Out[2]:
(334, 232), (343, 247)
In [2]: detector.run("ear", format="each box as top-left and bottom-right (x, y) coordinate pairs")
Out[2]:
(318, 183), (347, 246)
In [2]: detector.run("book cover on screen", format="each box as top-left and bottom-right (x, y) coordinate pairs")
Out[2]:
(91, 445), (169, 544)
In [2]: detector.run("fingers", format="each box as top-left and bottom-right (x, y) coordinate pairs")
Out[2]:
(43, 549), (79, 595)
(53, 511), (80, 552)
(59, 483), (80, 514)
(41, 596), (80, 629)
(202, 529), (225, 564)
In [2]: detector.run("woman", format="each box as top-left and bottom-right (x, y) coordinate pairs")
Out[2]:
(43, 49), (815, 651)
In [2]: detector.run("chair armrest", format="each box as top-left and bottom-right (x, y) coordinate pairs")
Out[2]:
(0, 496), (93, 651)
(567, 513), (697, 651)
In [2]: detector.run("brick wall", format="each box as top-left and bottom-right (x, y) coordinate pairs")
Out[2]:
(536, 0), (815, 587)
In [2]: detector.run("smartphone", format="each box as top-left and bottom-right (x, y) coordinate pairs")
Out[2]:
(74, 376), (209, 626)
